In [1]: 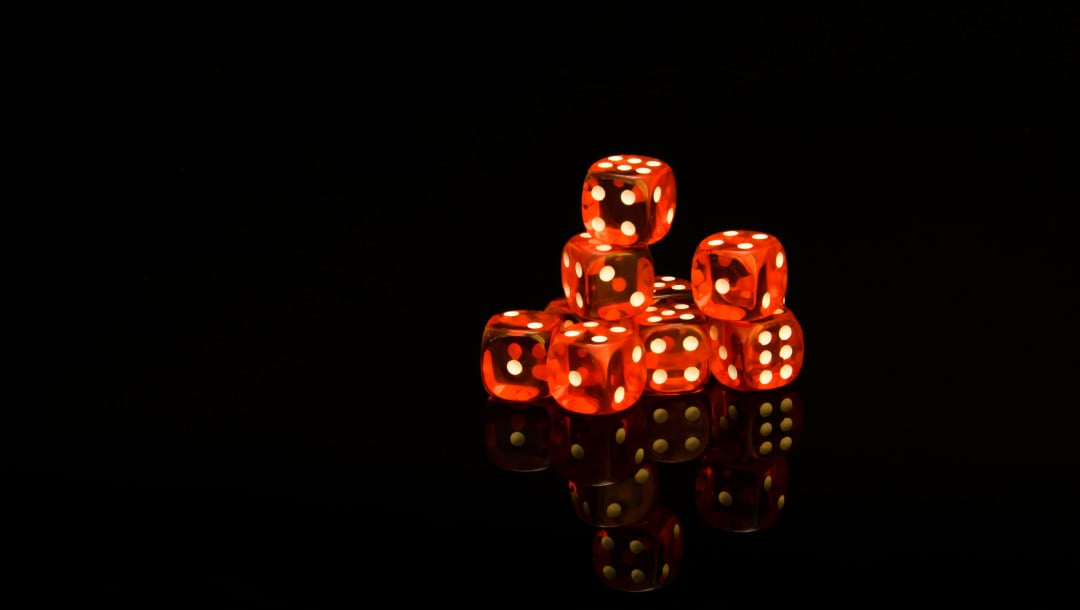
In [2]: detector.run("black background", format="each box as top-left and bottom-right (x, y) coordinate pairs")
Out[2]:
(24, 3), (1079, 607)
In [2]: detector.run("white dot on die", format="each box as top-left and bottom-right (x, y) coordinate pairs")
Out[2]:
(723, 230), (738, 236)
(510, 431), (526, 447)
(760, 370), (774, 384)
(718, 491), (733, 506)
(738, 243), (753, 250)
(759, 351), (773, 365)
(621, 221), (636, 236)
(630, 291), (646, 307)
(611, 326), (628, 333)
(591, 185), (606, 201)
(718, 345), (728, 360)
(780, 364), (794, 379)
(568, 371), (583, 386)
(685, 406), (701, 422)
(652, 369), (668, 384)
(727, 364), (738, 380)
(707, 239), (724, 246)
(614, 386), (626, 403)
(632, 346), (643, 362)
(646, 160), (661, 167)
(666, 208), (674, 223)
(758, 331), (773, 346)
(779, 325), (793, 340)
(762, 293), (772, 310)
(683, 336), (699, 351)
(574, 262), (583, 278)
(653, 409), (669, 423)
(780, 345), (793, 359)
(684, 366), (700, 381)
(526, 321), (543, 329)
(596, 244), (612, 252)
(653, 186), (662, 202)
(635, 167), (651, 174)
(776, 252), (785, 268)
(599, 265), (616, 282)
(504, 310), (520, 317)
(617, 164), (631, 171)
(506, 360), (523, 375)
(650, 338), (667, 353)
(715, 278), (730, 294)
(628, 157), (642, 163)
(602, 536), (615, 551)
(629, 540), (644, 554)
(591, 335), (608, 343)
(575, 293), (584, 309)
(590, 217), (606, 233)
(620, 189), (636, 205)
(753, 233), (768, 240)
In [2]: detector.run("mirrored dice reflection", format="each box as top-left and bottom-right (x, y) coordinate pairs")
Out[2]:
(481, 378), (805, 592)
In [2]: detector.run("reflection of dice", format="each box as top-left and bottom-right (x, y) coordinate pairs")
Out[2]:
(640, 391), (710, 463)
(548, 403), (648, 486)
(592, 504), (683, 592)
(580, 154), (676, 247)
(569, 463), (658, 528)
(691, 229), (788, 321)
(694, 447), (789, 533)
(707, 306), (806, 391)
(482, 396), (557, 473)
(708, 383), (805, 461)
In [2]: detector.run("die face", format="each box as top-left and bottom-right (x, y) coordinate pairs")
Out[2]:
(708, 384), (805, 461)
(546, 320), (647, 415)
(694, 449), (789, 533)
(593, 505), (683, 592)
(581, 155), (676, 247)
(561, 233), (656, 321)
(569, 463), (658, 528)
(640, 392), (710, 463)
(691, 230), (788, 320)
(708, 307), (805, 391)
(480, 310), (565, 401)
(634, 298), (711, 394)
(549, 405), (649, 486)
(483, 397), (557, 472)
(651, 275), (694, 304)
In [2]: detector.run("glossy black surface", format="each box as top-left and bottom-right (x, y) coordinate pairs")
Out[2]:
(27, 5), (1079, 607)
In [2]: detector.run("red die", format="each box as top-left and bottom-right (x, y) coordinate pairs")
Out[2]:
(547, 319), (647, 415)
(480, 309), (565, 401)
(651, 275), (693, 304)
(568, 463), (659, 528)
(640, 391), (710, 463)
(543, 296), (583, 328)
(549, 404), (649, 486)
(482, 396), (557, 473)
(694, 446), (790, 533)
(592, 505), (683, 592)
(707, 306), (805, 391)
(691, 230), (789, 320)
(560, 232), (655, 321)
(581, 154), (676, 247)
(633, 297), (711, 394)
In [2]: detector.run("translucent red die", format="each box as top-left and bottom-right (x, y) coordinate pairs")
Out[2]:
(480, 309), (565, 401)
(560, 232), (655, 321)
(633, 297), (711, 395)
(707, 306), (805, 391)
(547, 319), (647, 415)
(581, 154), (676, 247)
(691, 230), (788, 321)
(708, 384), (805, 461)
(592, 505), (683, 592)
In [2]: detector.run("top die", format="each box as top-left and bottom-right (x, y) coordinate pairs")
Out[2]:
(581, 155), (676, 247)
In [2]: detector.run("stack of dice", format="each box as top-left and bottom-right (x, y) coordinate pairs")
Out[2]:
(479, 154), (806, 592)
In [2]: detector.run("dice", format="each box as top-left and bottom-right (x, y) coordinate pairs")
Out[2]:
(480, 309), (565, 401)
(634, 296), (711, 394)
(546, 319), (647, 415)
(580, 154), (676, 247)
(691, 230), (788, 321)
(560, 232), (655, 321)
(651, 274), (694, 304)
(707, 306), (806, 391)
(592, 504), (683, 592)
